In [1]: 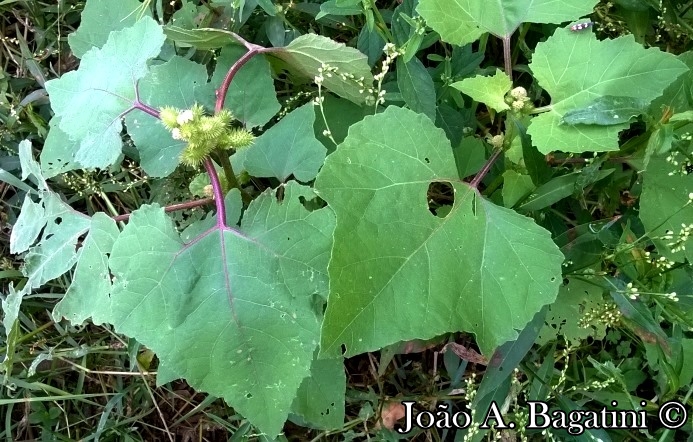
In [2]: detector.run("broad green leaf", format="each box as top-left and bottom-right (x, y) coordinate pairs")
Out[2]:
(452, 69), (512, 113)
(196, 46), (280, 128)
(396, 57), (436, 120)
(436, 103), (472, 149)
(265, 15), (287, 47)
(53, 183), (336, 436)
(163, 26), (243, 49)
(537, 278), (608, 346)
(40, 118), (80, 178)
(11, 195), (50, 255)
(561, 96), (649, 125)
(181, 189), (244, 242)
(126, 56), (208, 177)
(357, 24), (386, 67)
(502, 170), (534, 208)
(649, 52), (693, 116)
(313, 95), (368, 150)
(453, 136), (486, 179)
(315, 107), (563, 356)
(45, 18), (165, 169)
(52, 213), (120, 325)
(640, 156), (693, 262)
(14, 192), (90, 289)
(268, 34), (374, 104)
(68, 0), (149, 58)
(417, 0), (597, 46)
(291, 356), (346, 429)
(244, 103), (326, 182)
(528, 29), (688, 154)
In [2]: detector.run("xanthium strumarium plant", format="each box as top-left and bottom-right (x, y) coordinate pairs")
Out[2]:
(4, 0), (693, 438)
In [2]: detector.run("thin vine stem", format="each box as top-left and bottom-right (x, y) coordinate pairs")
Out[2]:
(111, 197), (214, 222)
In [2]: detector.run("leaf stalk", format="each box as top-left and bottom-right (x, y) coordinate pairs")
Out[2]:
(470, 147), (503, 189)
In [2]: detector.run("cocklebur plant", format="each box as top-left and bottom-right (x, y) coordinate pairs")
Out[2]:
(5, 0), (693, 439)
(159, 105), (254, 167)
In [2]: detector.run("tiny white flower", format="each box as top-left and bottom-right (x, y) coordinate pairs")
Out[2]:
(171, 128), (182, 140)
(177, 109), (194, 125)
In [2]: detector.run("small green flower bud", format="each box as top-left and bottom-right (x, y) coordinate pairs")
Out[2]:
(177, 109), (195, 125)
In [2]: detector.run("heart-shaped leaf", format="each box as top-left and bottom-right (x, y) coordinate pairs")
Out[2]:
(52, 182), (336, 436)
(45, 18), (165, 169)
(315, 106), (563, 356)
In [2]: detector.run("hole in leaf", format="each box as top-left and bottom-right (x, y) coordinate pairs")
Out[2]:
(424, 157), (430, 164)
(54, 217), (62, 225)
(245, 393), (252, 399)
(44, 233), (54, 241)
(299, 195), (327, 212)
(340, 344), (347, 356)
(75, 233), (88, 252)
(427, 181), (455, 218)
(275, 186), (285, 202)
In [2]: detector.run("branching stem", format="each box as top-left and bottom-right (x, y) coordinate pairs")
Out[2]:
(132, 101), (160, 118)
(208, 33), (274, 216)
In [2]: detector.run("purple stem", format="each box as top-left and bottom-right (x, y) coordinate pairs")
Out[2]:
(470, 148), (503, 189)
(204, 158), (227, 228)
(214, 32), (275, 112)
(215, 48), (261, 112)
(132, 101), (160, 119)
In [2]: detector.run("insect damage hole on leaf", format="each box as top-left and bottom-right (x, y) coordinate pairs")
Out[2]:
(298, 194), (327, 212)
(427, 181), (455, 218)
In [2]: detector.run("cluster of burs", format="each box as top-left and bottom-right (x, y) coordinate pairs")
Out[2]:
(159, 104), (255, 166)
